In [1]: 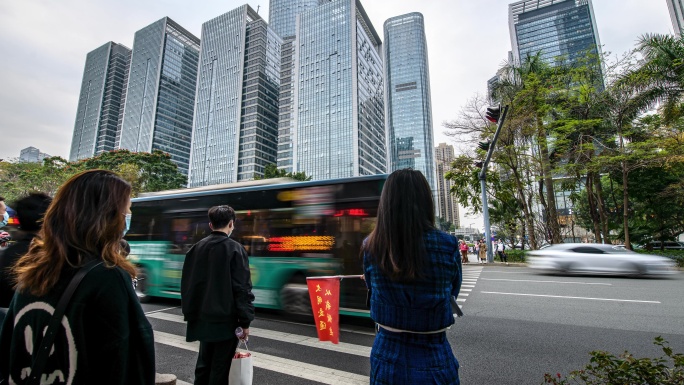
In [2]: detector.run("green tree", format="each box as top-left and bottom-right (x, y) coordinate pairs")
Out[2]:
(0, 157), (76, 203)
(256, 164), (312, 182)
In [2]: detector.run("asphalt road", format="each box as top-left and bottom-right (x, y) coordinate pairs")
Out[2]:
(144, 262), (684, 384)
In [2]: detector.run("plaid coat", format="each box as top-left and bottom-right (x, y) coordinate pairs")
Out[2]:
(363, 229), (462, 384)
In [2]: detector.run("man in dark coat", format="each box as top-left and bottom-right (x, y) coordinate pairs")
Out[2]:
(181, 205), (255, 385)
(0, 193), (52, 321)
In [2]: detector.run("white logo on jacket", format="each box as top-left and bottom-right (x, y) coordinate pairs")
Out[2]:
(10, 302), (77, 385)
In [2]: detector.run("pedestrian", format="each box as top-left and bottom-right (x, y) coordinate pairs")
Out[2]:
(479, 239), (487, 263)
(459, 239), (469, 264)
(181, 205), (255, 385)
(0, 193), (52, 324)
(0, 196), (8, 228)
(0, 170), (155, 384)
(496, 239), (508, 264)
(362, 169), (461, 384)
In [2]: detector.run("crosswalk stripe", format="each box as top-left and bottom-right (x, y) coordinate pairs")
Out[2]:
(460, 288), (472, 292)
(154, 331), (370, 385)
(147, 312), (372, 357)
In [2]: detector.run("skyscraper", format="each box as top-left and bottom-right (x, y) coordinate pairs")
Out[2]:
(435, 143), (460, 228)
(384, 12), (436, 193)
(119, 17), (200, 175)
(20, 147), (50, 163)
(70, 42), (131, 161)
(269, 0), (319, 173)
(667, 0), (684, 36)
(509, 0), (601, 66)
(292, 0), (386, 180)
(188, 5), (281, 187)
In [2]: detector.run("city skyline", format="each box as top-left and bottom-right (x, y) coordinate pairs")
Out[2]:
(0, 1), (670, 163)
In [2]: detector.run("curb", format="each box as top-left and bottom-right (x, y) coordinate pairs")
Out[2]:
(156, 373), (177, 385)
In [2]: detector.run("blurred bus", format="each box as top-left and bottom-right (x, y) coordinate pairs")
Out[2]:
(126, 175), (386, 317)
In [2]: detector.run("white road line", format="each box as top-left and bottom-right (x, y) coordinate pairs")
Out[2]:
(176, 380), (192, 385)
(145, 306), (181, 315)
(458, 293), (469, 297)
(462, 284), (475, 288)
(155, 331), (369, 385)
(460, 288), (472, 292)
(147, 312), (372, 357)
(481, 291), (661, 304)
(456, 298), (466, 302)
(481, 278), (612, 285)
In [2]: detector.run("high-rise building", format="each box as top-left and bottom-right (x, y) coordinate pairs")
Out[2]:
(70, 42), (131, 161)
(667, 0), (684, 36)
(292, 0), (386, 180)
(188, 5), (281, 187)
(119, 17), (200, 175)
(435, 143), (460, 228)
(509, 0), (601, 66)
(269, 0), (320, 173)
(384, 13), (436, 193)
(19, 147), (50, 163)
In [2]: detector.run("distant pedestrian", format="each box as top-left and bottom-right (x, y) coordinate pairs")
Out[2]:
(0, 196), (8, 228)
(459, 239), (469, 264)
(181, 205), (255, 385)
(497, 239), (508, 264)
(478, 239), (487, 263)
(362, 169), (461, 385)
(0, 193), (52, 324)
(0, 170), (155, 384)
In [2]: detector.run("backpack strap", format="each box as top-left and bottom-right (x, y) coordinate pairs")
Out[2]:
(26, 259), (103, 385)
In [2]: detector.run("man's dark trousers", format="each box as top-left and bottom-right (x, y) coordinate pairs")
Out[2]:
(195, 337), (240, 385)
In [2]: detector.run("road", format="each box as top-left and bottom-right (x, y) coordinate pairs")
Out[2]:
(144, 262), (684, 384)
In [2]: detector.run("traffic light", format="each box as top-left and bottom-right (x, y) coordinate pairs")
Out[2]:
(486, 106), (501, 123)
(478, 141), (490, 151)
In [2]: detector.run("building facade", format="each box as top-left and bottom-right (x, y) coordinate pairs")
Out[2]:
(667, 0), (684, 36)
(19, 147), (50, 163)
(119, 17), (200, 175)
(70, 42), (131, 161)
(509, 0), (601, 66)
(269, 0), (320, 173)
(292, 0), (386, 180)
(435, 143), (460, 228)
(384, 12), (436, 193)
(188, 5), (281, 187)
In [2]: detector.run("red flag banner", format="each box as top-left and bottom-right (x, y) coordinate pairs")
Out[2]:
(306, 276), (341, 344)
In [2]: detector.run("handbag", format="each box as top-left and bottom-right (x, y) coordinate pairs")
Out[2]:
(25, 259), (103, 385)
(229, 339), (253, 385)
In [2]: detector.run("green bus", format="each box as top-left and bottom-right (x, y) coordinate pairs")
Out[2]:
(126, 175), (386, 317)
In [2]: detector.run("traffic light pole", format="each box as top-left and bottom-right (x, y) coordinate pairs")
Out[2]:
(479, 105), (509, 263)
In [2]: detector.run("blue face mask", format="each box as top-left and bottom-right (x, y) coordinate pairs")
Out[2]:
(0, 212), (8, 227)
(123, 213), (132, 237)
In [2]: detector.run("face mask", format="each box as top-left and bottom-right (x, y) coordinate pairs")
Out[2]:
(0, 212), (8, 227)
(123, 213), (132, 237)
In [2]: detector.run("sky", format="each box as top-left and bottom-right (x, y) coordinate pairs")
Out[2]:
(0, 0), (673, 224)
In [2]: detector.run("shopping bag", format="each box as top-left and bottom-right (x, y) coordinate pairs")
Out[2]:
(229, 340), (253, 385)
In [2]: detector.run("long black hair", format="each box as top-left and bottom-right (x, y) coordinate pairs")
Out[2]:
(363, 169), (436, 282)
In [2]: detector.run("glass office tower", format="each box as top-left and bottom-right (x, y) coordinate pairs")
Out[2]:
(509, 0), (601, 66)
(384, 12), (436, 193)
(435, 143), (460, 227)
(188, 5), (281, 187)
(119, 17), (200, 175)
(293, 0), (386, 180)
(667, 0), (684, 36)
(269, 0), (319, 173)
(70, 42), (131, 161)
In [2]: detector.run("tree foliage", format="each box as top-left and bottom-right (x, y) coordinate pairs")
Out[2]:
(256, 164), (312, 182)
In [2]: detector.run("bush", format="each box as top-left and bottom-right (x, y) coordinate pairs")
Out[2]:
(635, 249), (684, 268)
(542, 337), (684, 384)
(503, 249), (526, 263)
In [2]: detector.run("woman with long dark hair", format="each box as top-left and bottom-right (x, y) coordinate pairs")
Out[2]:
(0, 170), (155, 384)
(363, 169), (461, 384)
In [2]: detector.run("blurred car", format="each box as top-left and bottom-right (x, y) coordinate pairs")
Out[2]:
(527, 243), (677, 277)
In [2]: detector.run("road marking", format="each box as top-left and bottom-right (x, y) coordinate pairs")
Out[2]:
(154, 331), (369, 384)
(459, 293), (469, 296)
(460, 288), (472, 292)
(144, 306), (181, 315)
(462, 284), (475, 288)
(480, 278), (612, 285)
(481, 291), (661, 303)
(456, 298), (466, 302)
(147, 312), (372, 357)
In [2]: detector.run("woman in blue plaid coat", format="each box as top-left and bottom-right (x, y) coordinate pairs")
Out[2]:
(363, 169), (461, 385)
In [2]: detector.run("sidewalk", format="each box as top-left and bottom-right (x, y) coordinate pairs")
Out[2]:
(463, 253), (525, 266)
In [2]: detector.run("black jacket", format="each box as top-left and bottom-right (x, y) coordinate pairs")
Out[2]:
(0, 233), (35, 307)
(181, 232), (255, 332)
(0, 263), (156, 384)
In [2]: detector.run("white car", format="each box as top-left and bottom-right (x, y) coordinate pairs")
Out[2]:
(527, 243), (677, 277)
